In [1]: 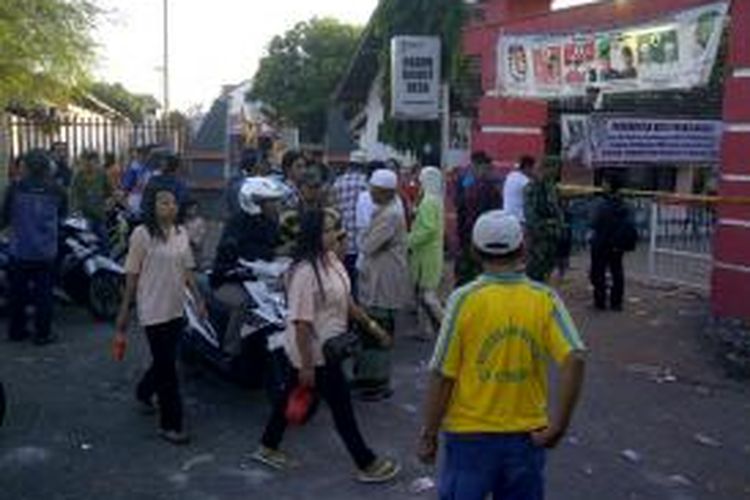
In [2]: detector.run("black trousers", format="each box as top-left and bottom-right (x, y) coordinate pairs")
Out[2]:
(8, 260), (55, 341)
(261, 357), (376, 470)
(590, 246), (624, 309)
(137, 318), (184, 432)
(343, 253), (359, 301)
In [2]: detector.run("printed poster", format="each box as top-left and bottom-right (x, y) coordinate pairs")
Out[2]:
(497, 2), (727, 98)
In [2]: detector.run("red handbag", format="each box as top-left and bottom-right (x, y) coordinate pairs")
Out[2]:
(285, 386), (316, 426)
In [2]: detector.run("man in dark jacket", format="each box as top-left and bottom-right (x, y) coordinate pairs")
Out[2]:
(212, 177), (283, 355)
(225, 149), (259, 218)
(2, 149), (68, 344)
(589, 172), (634, 311)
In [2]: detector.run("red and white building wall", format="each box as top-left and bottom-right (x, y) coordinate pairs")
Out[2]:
(463, 0), (750, 319)
(712, 0), (750, 319)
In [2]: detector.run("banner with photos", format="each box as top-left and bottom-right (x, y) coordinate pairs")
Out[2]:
(561, 114), (591, 165)
(498, 2), (728, 99)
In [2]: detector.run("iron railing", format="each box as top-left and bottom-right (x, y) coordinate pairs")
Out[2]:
(562, 188), (715, 290)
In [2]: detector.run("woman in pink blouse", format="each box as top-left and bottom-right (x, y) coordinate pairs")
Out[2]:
(252, 208), (400, 483)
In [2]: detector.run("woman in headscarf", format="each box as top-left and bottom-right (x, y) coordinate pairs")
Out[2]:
(407, 167), (445, 340)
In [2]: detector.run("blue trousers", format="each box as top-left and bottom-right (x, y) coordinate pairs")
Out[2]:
(439, 433), (546, 500)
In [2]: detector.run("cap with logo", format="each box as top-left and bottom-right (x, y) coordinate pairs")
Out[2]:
(472, 210), (523, 256)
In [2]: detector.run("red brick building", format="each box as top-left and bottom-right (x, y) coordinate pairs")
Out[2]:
(463, 0), (750, 319)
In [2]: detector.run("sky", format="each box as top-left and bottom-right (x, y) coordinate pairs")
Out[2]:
(93, 0), (379, 113)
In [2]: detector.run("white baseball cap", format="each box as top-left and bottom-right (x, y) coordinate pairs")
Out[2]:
(369, 169), (398, 190)
(472, 210), (523, 256)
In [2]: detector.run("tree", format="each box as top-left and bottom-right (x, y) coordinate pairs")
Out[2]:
(87, 82), (161, 122)
(370, 0), (468, 156)
(0, 0), (99, 107)
(249, 17), (362, 143)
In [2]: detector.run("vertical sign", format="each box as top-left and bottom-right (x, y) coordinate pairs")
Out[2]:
(391, 36), (441, 120)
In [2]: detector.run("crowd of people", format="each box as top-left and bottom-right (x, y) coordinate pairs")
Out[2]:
(3, 141), (640, 497)
(1, 142), (208, 345)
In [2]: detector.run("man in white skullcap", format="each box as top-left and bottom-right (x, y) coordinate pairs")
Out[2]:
(354, 169), (412, 401)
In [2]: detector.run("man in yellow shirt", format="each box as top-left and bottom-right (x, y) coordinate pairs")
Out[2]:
(418, 210), (586, 500)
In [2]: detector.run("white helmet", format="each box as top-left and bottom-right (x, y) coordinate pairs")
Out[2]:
(238, 177), (284, 215)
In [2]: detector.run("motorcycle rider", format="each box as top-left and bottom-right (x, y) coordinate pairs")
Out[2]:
(2, 149), (68, 345)
(211, 177), (284, 356)
(225, 149), (259, 218)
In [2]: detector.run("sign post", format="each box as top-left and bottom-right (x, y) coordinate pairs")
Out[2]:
(391, 36), (442, 121)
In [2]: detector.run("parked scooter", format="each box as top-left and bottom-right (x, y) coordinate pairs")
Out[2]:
(57, 216), (124, 320)
(0, 217), (123, 320)
(182, 258), (290, 388)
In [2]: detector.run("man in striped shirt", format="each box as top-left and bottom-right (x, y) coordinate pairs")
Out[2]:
(418, 210), (586, 500)
(332, 151), (369, 296)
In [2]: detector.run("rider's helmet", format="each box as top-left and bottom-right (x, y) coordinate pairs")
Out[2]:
(238, 176), (284, 215)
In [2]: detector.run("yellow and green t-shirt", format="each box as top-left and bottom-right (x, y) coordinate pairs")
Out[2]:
(429, 272), (585, 434)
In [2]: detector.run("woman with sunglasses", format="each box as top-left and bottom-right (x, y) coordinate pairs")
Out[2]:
(252, 208), (400, 483)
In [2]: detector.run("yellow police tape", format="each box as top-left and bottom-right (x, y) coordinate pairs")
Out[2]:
(558, 184), (750, 205)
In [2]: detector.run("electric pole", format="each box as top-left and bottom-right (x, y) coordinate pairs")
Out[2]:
(163, 0), (170, 116)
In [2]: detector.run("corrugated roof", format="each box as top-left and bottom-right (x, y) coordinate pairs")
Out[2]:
(332, 2), (384, 105)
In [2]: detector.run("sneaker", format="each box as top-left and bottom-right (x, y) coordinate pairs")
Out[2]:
(158, 428), (190, 445)
(251, 445), (296, 470)
(356, 457), (400, 483)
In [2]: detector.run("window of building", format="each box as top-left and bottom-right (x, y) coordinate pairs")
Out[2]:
(464, 0), (486, 24)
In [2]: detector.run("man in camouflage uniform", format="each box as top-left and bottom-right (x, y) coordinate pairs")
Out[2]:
(524, 159), (564, 282)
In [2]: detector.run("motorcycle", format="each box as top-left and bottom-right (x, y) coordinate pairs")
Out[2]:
(57, 216), (125, 320)
(0, 217), (123, 321)
(182, 258), (290, 388)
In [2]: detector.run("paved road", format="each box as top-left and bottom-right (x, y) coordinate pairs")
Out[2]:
(1, 267), (749, 499)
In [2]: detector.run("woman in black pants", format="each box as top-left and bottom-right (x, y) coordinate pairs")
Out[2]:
(115, 186), (206, 444)
(252, 209), (400, 483)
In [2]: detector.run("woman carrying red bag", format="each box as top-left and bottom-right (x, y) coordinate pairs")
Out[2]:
(114, 186), (206, 445)
(252, 208), (400, 483)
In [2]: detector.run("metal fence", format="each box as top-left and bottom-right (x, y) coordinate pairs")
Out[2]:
(564, 190), (715, 291)
(5, 114), (190, 161)
(644, 199), (714, 290)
